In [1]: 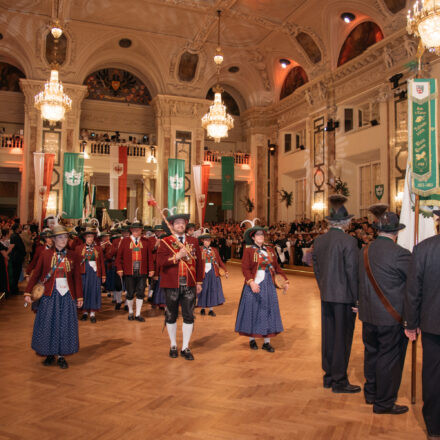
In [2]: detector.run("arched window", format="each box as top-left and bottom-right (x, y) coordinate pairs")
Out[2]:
(280, 66), (308, 100)
(0, 62), (25, 92)
(338, 21), (384, 67)
(83, 68), (151, 105)
(206, 88), (240, 116)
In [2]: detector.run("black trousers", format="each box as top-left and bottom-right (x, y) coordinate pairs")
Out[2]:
(422, 332), (440, 437)
(10, 257), (23, 295)
(123, 274), (146, 300)
(321, 301), (356, 387)
(164, 286), (196, 324)
(362, 322), (408, 410)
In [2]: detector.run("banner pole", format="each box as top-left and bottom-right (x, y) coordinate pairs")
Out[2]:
(411, 194), (420, 405)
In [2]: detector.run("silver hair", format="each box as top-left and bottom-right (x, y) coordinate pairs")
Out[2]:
(327, 218), (352, 229)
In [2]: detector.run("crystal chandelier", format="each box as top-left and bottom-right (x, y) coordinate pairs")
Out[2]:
(407, 0), (440, 54)
(202, 10), (234, 143)
(35, 69), (72, 124)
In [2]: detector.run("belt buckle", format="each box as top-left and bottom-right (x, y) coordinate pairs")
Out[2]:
(179, 276), (187, 286)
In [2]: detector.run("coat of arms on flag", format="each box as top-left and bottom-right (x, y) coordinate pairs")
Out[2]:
(65, 168), (82, 186)
(169, 174), (184, 190)
(415, 84), (424, 95)
(111, 162), (124, 178)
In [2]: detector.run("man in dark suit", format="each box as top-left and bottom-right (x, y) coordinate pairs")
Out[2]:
(405, 210), (440, 439)
(312, 195), (360, 394)
(358, 205), (410, 414)
(9, 223), (26, 295)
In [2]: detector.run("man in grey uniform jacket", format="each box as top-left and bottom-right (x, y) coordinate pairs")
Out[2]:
(358, 205), (410, 415)
(405, 209), (440, 439)
(313, 195), (360, 394)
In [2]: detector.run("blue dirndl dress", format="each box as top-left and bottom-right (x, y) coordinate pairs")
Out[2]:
(32, 288), (79, 356)
(82, 260), (102, 312)
(152, 275), (166, 307)
(235, 268), (283, 337)
(197, 268), (225, 308)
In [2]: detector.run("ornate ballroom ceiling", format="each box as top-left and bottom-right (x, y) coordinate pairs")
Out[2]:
(0, 0), (410, 107)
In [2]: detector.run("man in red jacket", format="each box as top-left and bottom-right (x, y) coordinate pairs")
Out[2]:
(116, 221), (151, 322)
(157, 214), (203, 360)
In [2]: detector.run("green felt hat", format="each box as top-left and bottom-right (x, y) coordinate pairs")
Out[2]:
(243, 226), (268, 245)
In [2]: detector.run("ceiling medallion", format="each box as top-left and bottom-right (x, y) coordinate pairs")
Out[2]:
(201, 10), (234, 143)
(407, 0), (440, 54)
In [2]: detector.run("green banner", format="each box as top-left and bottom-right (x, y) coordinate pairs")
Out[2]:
(221, 156), (234, 210)
(409, 78), (439, 201)
(168, 158), (185, 212)
(62, 153), (84, 218)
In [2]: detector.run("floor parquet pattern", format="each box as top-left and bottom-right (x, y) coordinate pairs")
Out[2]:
(0, 264), (427, 440)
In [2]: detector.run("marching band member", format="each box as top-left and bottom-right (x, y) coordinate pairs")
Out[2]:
(76, 225), (105, 323)
(235, 220), (288, 352)
(105, 229), (124, 310)
(26, 228), (53, 276)
(157, 214), (203, 360)
(197, 230), (228, 316)
(24, 225), (83, 369)
(100, 231), (112, 299)
(116, 219), (151, 322)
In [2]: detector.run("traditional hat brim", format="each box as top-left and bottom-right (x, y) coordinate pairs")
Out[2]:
(433, 210), (440, 217)
(50, 227), (69, 237)
(324, 214), (354, 221)
(373, 223), (406, 232)
(167, 214), (190, 223)
(199, 234), (212, 241)
(244, 226), (268, 245)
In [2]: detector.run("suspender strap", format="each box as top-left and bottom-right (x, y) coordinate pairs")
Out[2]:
(363, 245), (403, 325)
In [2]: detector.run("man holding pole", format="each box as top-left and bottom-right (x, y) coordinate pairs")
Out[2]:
(358, 204), (410, 414)
(405, 209), (440, 439)
(157, 214), (203, 360)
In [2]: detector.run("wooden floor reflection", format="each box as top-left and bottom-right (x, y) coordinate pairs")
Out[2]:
(0, 263), (426, 439)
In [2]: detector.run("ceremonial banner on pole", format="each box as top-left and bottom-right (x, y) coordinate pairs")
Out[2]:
(62, 152), (84, 219)
(221, 156), (234, 210)
(110, 145), (128, 210)
(168, 158), (185, 211)
(193, 164), (210, 225)
(33, 152), (45, 224)
(41, 153), (55, 227)
(408, 78), (440, 203)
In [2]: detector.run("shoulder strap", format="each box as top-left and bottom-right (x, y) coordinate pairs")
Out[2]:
(363, 245), (402, 325)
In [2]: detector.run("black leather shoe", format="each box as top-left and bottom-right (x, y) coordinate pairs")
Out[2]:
(42, 355), (56, 366)
(332, 384), (362, 394)
(135, 315), (145, 322)
(80, 313), (88, 321)
(115, 302), (121, 310)
(128, 314), (134, 321)
(323, 382), (332, 389)
(262, 342), (275, 352)
(90, 316), (96, 323)
(57, 357), (68, 369)
(124, 305), (129, 312)
(169, 347), (178, 358)
(249, 340), (258, 350)
(180, 348), (194, 360)
(373, 404), (409, 415)
(200, 308), (206, 315)
(365, 398), (375, 405)
(208, 310), (216, 317)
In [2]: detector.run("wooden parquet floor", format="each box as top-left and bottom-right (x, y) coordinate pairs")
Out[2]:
(0, 264), (427, 440)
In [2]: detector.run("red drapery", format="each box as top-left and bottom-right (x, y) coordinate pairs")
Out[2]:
(41, 153), (55, 228)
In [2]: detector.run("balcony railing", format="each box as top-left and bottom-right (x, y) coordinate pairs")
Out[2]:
(80, 141), (156, 158)
(204, 150), (250, 165)
(1, 134), (23, 150)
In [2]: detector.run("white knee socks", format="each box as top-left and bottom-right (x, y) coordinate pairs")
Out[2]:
(126, 299), (134, 314)
(182, 323), (193, 351)
(264, 338), (270, 344)
(115, 291), (122, 303)
(166, 323), (177, 347)
(90, 311), (95, 317)
(135, 298), (143, 317)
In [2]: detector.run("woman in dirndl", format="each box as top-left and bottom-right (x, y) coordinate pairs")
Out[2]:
(197, 231), (228, 316)
(235, 221), (289, 352)
(76, 226), (106, 323)
(24, 225), (83, 369)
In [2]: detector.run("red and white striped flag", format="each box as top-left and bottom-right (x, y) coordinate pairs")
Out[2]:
(110, 145), (128, 210)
